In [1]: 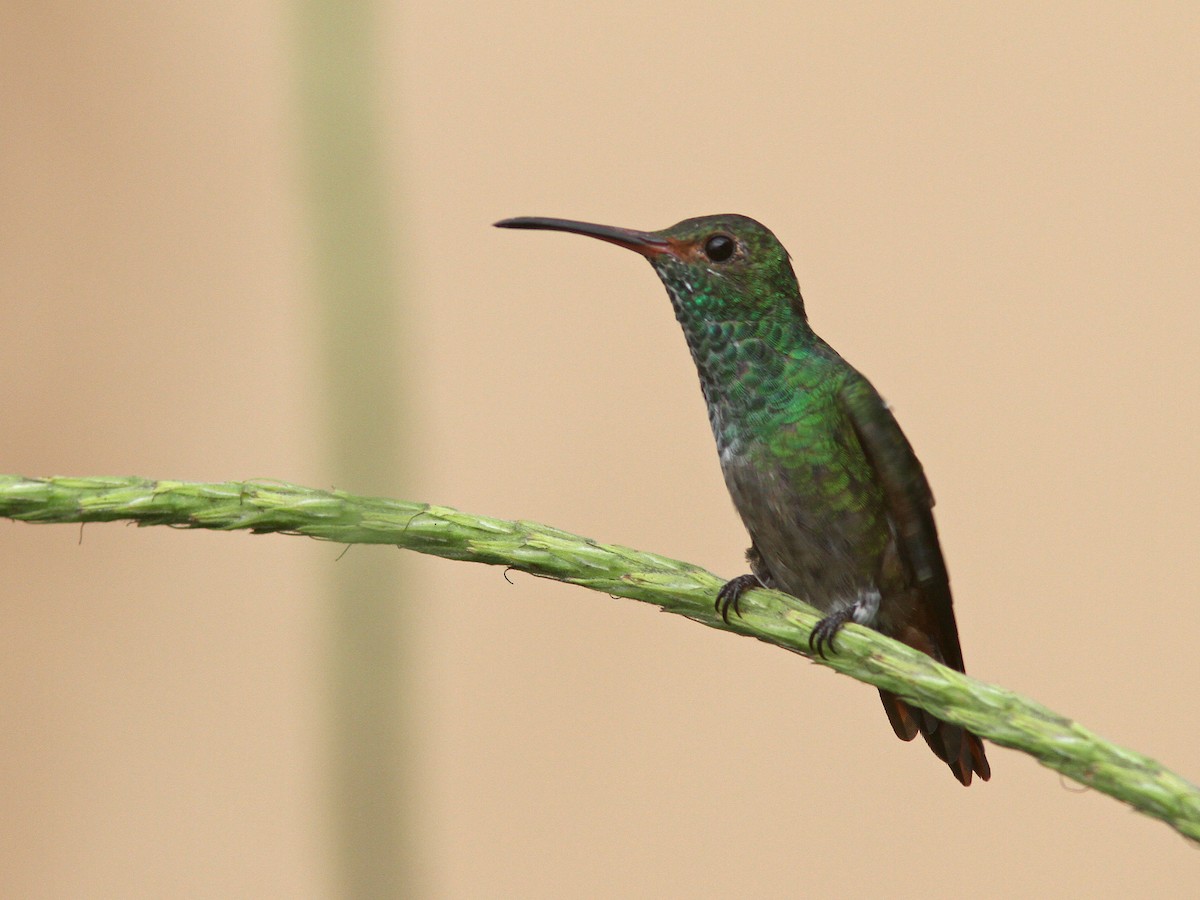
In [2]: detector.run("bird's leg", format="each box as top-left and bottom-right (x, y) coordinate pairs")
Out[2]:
(715, 574), (759, 623)
(715, 544), (773, 624)
(809, 588), (880, 659)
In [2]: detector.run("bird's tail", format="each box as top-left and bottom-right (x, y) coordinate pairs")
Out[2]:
(878, 690), (991, 786)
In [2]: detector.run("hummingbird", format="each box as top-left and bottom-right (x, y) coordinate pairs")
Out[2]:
(495, 214), (990, 785)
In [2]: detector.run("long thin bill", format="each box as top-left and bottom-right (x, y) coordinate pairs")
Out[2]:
(494, 217), (670, 257)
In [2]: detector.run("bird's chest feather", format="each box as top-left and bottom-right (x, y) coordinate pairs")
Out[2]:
(715, 398), (894, 608)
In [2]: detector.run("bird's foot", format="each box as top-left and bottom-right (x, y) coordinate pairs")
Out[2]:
(715, 573), (762, 624)
(808, 589), (880, 659)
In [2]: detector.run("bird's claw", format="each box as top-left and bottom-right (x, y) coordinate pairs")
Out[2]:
(808, 608), (854, 659)
(715, 573), (761, 624)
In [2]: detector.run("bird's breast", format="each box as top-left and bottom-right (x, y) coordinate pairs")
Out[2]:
(717, 418), (892, 610)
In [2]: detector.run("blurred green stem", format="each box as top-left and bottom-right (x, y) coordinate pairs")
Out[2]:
(293, 2), (412, 895)
(3, 474), (1198, 846)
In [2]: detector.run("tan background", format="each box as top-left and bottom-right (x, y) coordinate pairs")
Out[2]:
(3, 3), (1198, 897)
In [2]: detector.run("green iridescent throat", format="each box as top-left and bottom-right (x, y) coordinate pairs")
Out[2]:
(653, 256), (833, 455)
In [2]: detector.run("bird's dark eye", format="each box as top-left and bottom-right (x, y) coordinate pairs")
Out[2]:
(703, 234), (735, 263)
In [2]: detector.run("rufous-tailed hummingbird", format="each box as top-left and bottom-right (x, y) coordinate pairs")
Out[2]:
(495, 214), (990, 785)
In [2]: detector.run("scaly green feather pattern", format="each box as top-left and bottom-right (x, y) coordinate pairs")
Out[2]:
(652, 238), (889, 562)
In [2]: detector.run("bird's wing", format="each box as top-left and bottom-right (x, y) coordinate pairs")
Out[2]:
(836, 372), (964, 671)
(838, 372), (991, 784)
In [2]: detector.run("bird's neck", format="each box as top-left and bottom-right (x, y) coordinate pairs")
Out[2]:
(668, 303), (827, 458)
